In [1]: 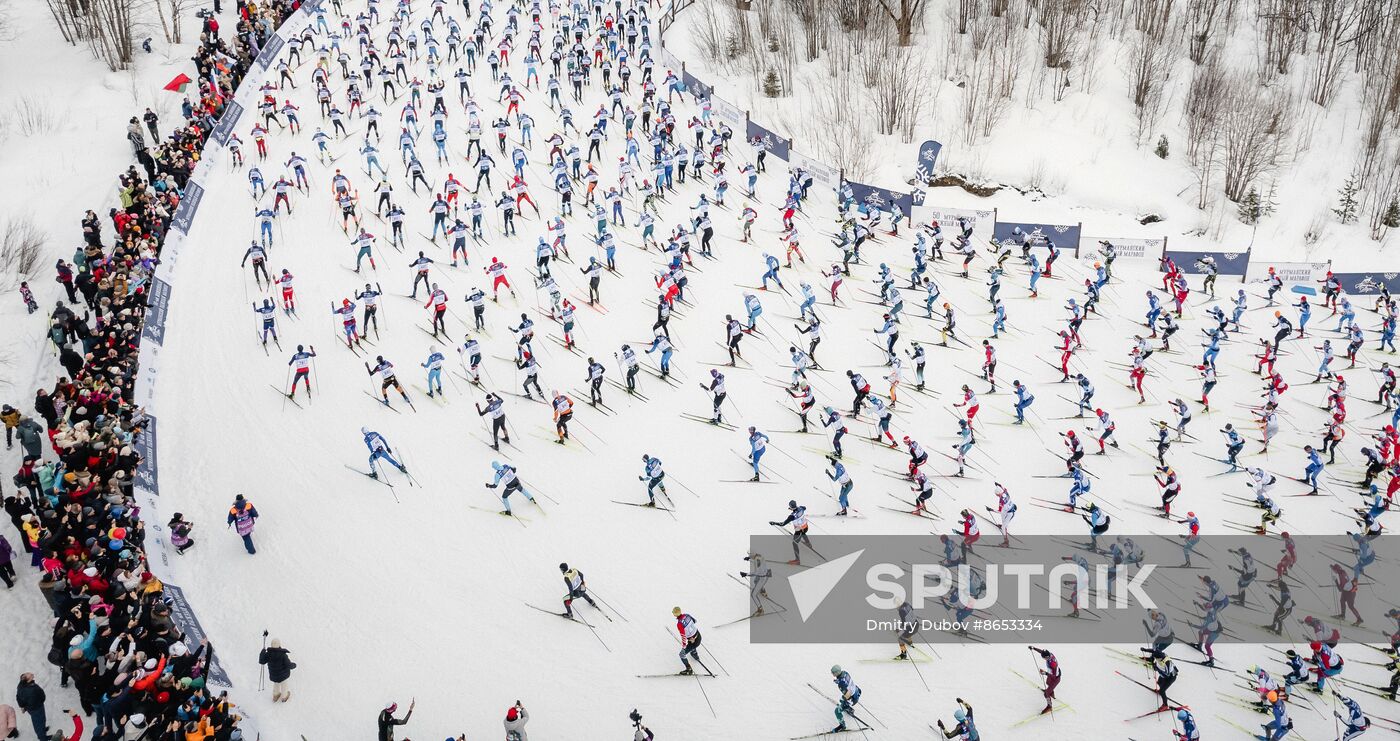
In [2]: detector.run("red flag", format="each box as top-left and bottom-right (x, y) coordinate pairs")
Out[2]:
(163, 73), (193, 93)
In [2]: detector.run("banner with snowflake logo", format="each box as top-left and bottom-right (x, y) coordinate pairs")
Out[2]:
(746, 120), (791, 161)
(992, 220), (1083, 254)
(914, 140), (942, 183)
(843, 179), (913, 218)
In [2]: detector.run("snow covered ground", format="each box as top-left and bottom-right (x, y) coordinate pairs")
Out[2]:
(4, 0), (1400, 739)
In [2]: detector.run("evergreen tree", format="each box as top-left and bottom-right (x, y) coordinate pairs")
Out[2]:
(1237, 186), (1261, 225)
(1262, 180), (1279, 218)
(763, 69), (781, 98)
(1334, 174), (1360, 224)
(1383, 197), (1400, 229)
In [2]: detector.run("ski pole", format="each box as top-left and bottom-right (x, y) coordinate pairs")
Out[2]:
(588, 589), (629, 622)
(258, 630), (268, 691)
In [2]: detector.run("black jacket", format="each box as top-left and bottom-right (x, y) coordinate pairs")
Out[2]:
(15, 678), (45, 711)
(258, 646), (295, 682)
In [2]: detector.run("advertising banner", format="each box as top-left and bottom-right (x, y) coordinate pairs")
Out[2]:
(210, 101), (243, 146)
(170, 181), (205, 235)
(844, 180), (913, 219)
(746, 119), (791, 161)
(914, 140), (942, 182)
(790, 151), (839, 193)
(1245, 260), (1330, 286)
(1080, 236), (1165, 262)
(710, 95), (745, 133)
(992, 220), (1082, 253)
(1164, 249), (1249, 277)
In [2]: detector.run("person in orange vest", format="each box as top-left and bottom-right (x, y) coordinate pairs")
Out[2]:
(227, 495), (259, 555)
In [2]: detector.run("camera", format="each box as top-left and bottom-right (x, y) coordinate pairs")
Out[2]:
(629, 709), (642, 725)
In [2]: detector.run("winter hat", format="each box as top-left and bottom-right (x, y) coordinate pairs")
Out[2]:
(129, 713), (147, 727)
(506, 708), (519, 722)
(144, 658), (158, 671)
(83, 566), (98, 577)
(170, 642), (189, 657)
(385, 702), (398, 713)
(270, 639), (281, 649)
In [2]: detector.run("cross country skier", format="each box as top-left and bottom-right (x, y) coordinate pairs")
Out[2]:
(485, 256), (516, 299)
(746, 426), (771, 481)
(828, 665), (864, 733)
(1334, 693), (1370, 740)
(486, 460), (535, 514)
(361, 427), (409, 481)
(739, 553), (773, 617)
(366, 356), (412, 406)
(517, 351), (544, 399)
(253, 299), (279, 346)
(356, 283), (382, 338)
(935, 698), (976, 740)
(825, 456), (853, 515)
(672, 607), (705, 675)
(701, 370), (726, 424)
(287, 345), (316, 399)
(465, 391), (505, 448)
(242, 241), (271, 286)
(559, 563), (598, 617)
(1173, 708), (1199, 741)
(639, 454), (667, 506)
(1028, 646), (1061, 714)
(421, 346), (445, 397)
(333, 299), (362, 348)
(771, 500), (814, 565)
(550, 391), (573, 443)
(990, 483), (1016, 546)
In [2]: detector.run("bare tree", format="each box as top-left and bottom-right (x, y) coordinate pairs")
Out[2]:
(87, 0), (136, 70)
(692, 0), (731, 62)
(783, 68), (875, 178)
(1218, 74), (1295, 201)
(43, 0), (86, 43)
(790, 0), (830, 60)
(1126, 28), (1176, 145)
(867, 35), (933, 139)
(1356, 17), (1400, 177)
(1132, 0), (1174, 40)
(955, 0), (980, 34)
(1183, 0), (1223, 63)
(958, 12), (1021, 144)
(153, 0), (195, 44)
(1307, 0), (1366, 107)
(0, 216), (45, 291)
(1255, 0), (1306, 77)
(1182, 56), (1227, 160)
(874, 0), (926, 45)
(1038, 0), (1085, 69)
(1364, 142), (1400, 240)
